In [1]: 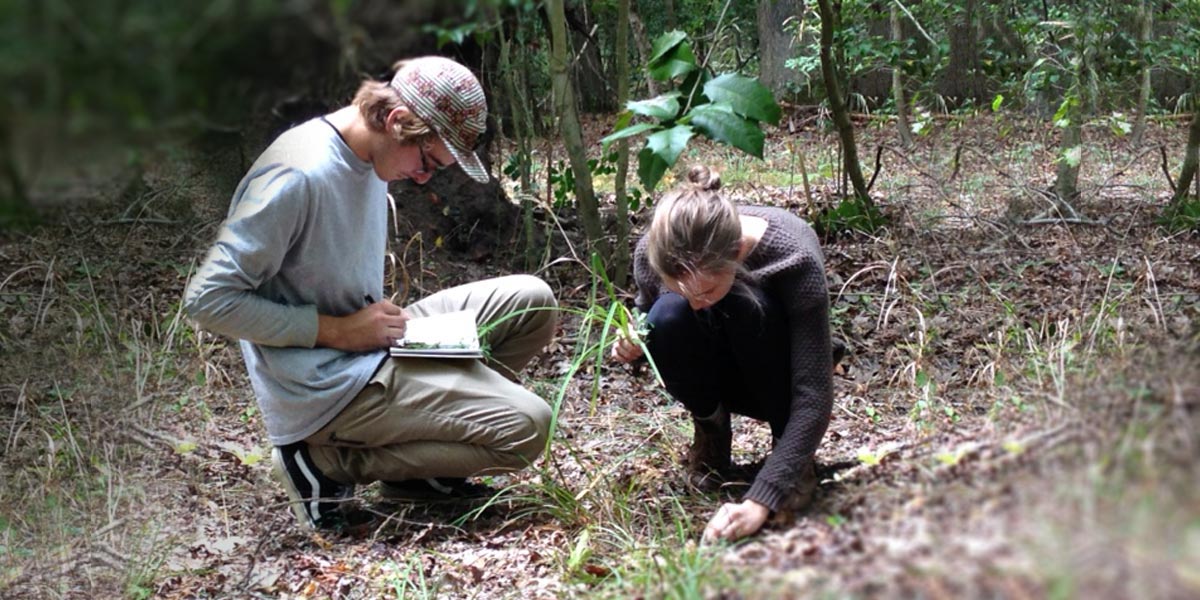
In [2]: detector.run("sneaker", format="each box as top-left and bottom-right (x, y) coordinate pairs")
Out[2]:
(379, 477), (496, 503)
(272, 442), (355, 530)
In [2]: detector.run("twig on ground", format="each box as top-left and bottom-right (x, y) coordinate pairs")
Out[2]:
(1160, 144), (1177, 193)
(1020, 216), (1111, 227)
(234, 533), (274, 594)
(1095, 145), (1161, 192)
(866, 144), (884, 193)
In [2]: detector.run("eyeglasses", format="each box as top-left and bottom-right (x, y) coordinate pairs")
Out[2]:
(416, 144), (449, 176)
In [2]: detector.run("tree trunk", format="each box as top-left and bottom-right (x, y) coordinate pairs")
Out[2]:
(613, 0), (632, 287)
(566, 1), (614, 113)
(756, 0), (806, 99)
(0, 116), (34, 228)
(1054, 112), (1082, 215)
(816, 0), (871, 203)
(939, 0), (983, 105)
(891, 2), (913, 147)
(1053, 14), (1096, 217)
(629, 8), (659, 97)
(1131, 0), (1153, 146)
(500, 31), (538, 270)
(1170, 110), (1200, 207)
(548, 0), (608, 261)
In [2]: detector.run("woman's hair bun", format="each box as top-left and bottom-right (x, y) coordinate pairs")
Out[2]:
(685, 165), (722, 192)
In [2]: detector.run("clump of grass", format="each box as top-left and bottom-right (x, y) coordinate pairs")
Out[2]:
(0, 253), (198, 597)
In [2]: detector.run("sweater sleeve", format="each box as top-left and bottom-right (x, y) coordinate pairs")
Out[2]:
(743, 260), (834, 512)
(632, 234), (665, 313)
(183, 165), (320, 348)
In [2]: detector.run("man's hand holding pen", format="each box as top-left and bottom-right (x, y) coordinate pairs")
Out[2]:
(316, 296), (410, 352)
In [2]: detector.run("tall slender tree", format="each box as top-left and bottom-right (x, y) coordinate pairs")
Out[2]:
(499, 23), (538, 269)
(613, 0), (633, 286)
(1131, 0), (1154, 146)
(815, 0), (871, 203)
(1169, 110), (1200, 208)
(891, 1), (913, 148)
(548, 0), (608, 261)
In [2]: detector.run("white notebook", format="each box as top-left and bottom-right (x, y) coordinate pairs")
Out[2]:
(389, 309), (483, 358)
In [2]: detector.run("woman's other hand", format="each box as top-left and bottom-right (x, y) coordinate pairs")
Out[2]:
(611, 332), (644, 363)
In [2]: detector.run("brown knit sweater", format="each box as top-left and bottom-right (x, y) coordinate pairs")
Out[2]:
(633, 205), (833, 512)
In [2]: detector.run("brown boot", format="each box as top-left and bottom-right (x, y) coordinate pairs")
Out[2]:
(685, 406), (731, 492)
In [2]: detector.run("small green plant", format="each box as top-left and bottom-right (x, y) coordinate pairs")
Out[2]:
(1159, 198), (1200, 233)
(863, 404), (880, 424)
(811, 195), (886, 237)
(387, 554), (442, 599)
(535, 151), (647, 211)
(477, 253), (661, 459)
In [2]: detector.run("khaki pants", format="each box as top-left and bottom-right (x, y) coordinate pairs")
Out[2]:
(305, 275), (557, 484)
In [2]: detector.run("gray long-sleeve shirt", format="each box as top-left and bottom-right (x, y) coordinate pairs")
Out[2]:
(184, 118), (389, 445)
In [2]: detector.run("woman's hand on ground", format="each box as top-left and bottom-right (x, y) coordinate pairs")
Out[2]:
(702, 500), (770, 543)
(317, 300), (409, 351)
(611, 334), (644, 363)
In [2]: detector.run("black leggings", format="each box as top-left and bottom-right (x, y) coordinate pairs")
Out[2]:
(644, 288), (792, 438)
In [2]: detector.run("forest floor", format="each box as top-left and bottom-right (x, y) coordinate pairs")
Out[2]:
(1, 113), (1198, 599)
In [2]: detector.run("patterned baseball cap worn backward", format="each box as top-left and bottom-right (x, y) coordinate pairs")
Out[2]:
(390, 56), (490, 183)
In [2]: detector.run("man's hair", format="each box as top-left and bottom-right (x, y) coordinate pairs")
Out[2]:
(352, 60), (439, 145)
(647, 165), (743, 283)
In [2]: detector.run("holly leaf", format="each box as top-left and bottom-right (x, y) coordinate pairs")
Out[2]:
(648, 37), (697, 81)
(600, 123), (658, 147)
(625, 92), (682, 120)
(645, 125), (694, 168)
(647, 30), (688, 65)
(703, 73), (781, 125)
(686, 103), (765, 158)
(637, 147), (670, 191)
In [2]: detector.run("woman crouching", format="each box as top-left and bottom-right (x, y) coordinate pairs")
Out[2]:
(612, 165), (834, 542)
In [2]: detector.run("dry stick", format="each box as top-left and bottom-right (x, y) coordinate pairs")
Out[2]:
(883, 146), (957, 207)
(1021, 216), (1111, 228)
(797, 143), (814, 206)
(1143, 256), (1165, 329)
(234, 534), (274, 595)
(1085, 254), (1122, 354)
(877, 257), (901, 332)
(947, 142), (964, 182)
(866, 144), (884, 194)
(959, 144), (1082, 229)
(1160, 144), (1177, 193)
(4, 381), (29, 454)
(1093, 145), (1161, 193)
(572, 422), (665, 503)
(833, 262), (891, 308)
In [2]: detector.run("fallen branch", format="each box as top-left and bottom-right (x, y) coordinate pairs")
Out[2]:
(947, 142), (964, 182)
(1020, 216), (1110, 227)
(234, 533), (275, 595)
(866, 144), (884, 193)
(1161, 144), (1177, 194)
(1096, 145), (1161, 192)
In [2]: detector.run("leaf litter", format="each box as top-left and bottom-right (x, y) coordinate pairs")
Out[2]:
(0, 113), (1197, 598)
